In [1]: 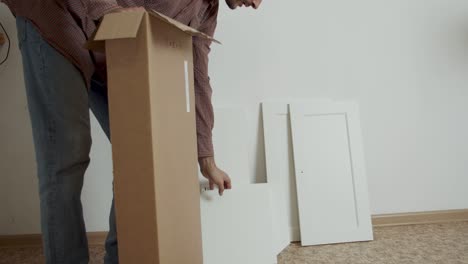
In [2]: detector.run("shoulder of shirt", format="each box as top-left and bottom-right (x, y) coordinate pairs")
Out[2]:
(198, 0), (219, 34)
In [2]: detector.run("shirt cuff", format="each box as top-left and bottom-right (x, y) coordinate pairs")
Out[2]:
(197, 135), (214, 158)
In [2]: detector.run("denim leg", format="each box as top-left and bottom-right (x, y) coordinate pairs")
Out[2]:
(89, 78), (118, 264)
(103, 198), (118, 264)
(17, 17), (90, 264)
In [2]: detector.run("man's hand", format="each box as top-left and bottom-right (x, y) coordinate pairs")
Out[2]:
(199, 157), (232, 196)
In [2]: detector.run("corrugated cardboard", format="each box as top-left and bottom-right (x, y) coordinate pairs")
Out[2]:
(89, 9), (217, 263)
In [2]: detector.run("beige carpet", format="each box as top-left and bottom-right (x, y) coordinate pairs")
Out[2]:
(1, 221), (467, 264)
(278, 221), (468, 264)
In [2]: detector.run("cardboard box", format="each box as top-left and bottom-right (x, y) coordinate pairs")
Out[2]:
(89, 9), (218, 263)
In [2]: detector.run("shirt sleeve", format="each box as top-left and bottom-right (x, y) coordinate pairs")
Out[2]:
(84, 0), (121, 20)
(193, 38), (215, 158)
(192, 3), (219, 158)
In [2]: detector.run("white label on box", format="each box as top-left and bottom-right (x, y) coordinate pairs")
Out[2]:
(184, 60), (190, 113)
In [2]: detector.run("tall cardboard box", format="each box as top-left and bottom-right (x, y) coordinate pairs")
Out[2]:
(89, 10), (217, 263)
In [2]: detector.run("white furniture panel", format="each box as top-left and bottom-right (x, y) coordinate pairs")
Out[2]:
(289, 102), (373, 246)
(262, 99), (331, 250)
(200, 184), (276, 264)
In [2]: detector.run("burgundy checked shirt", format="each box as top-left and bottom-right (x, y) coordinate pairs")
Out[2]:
(1, 0), (218, 157)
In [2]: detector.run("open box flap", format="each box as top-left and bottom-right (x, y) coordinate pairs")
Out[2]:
(86, 9), (220, 51)
(148, 9), (221, 44)
(94, 10), (146, 41)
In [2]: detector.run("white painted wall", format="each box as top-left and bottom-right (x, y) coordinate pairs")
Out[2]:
(1, 0), (468, 234)
(0, 5), (39, 234)
(0, 7), (39, 234)
(209, 0), (468, 214)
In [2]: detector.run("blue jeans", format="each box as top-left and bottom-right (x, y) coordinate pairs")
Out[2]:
(16, 17), (118, 264)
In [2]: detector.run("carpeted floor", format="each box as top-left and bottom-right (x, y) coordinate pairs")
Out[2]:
(1, 221), (467, 264)
(278, 221), (468, 264)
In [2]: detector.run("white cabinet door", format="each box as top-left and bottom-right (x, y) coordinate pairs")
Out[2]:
(200, 184), (276, 264)
(263, 102), (298, 250)
(262, 99), (332, 250)
(289, 102), (373, 246)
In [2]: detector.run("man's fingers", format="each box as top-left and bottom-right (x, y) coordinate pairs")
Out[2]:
(225, 176), (232, 189)
(217, 180), (225, 196)
(224, 172), (232, 190)
(209, 180), (214, 190)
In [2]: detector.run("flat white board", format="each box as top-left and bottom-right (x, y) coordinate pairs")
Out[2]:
(289, 102), (374, 246)
(198, 107), (250, 185)
(262, 99), (332, 251)
(200, 184), (276, 264)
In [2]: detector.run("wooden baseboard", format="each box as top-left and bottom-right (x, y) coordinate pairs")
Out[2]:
(1, 209), (467, 248)
(0, 234), (42, 248)
(0, 232), (107, 249)
(371, 209), (468, 227)
(87, 232), (108, 246)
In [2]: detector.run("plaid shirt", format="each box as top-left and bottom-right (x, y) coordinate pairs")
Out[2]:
(2, 0), (218, 157)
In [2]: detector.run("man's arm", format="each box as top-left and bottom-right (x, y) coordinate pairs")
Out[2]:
(193, 4), (232, 195)
(193, 37), (232, 196)
(193, 37), (215, 158)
